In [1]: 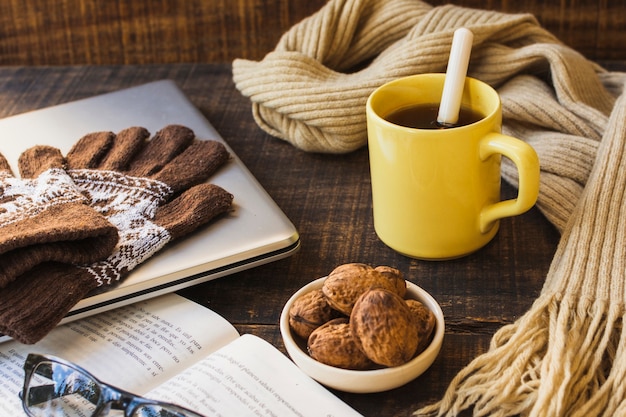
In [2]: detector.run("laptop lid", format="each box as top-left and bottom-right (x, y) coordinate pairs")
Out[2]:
(0, 79), (300, 325)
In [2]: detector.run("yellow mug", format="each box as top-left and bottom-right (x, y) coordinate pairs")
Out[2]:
(366, 74), (540, 260)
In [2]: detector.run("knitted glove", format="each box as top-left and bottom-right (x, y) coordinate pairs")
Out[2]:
(0, 146), (118, 288)
(0, 125), (233, 344)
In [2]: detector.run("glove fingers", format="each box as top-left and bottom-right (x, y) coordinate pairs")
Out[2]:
(154, 183), (233, 240)
(127, 124), (195, 178)
(66, 131), (116, 170)
(152, 140), (230, 193)
(0, 153), (11, 174)
(98, 126), (150, 171)
(18, 146), (65, 178)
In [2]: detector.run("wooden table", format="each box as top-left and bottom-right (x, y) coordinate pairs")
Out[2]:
(0, 63), (567, 416)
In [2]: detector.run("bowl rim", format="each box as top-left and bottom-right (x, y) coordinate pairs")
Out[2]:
(279, 277), (445, 393)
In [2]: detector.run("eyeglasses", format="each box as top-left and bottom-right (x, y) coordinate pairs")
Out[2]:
(21, 353), (205, 417)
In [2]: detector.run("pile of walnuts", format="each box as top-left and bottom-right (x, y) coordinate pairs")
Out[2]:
(288, 263), (436, 370)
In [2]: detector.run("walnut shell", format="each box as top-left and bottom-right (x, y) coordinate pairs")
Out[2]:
(322, 263), (405, 316)
(307, 318), (374, 370)
(374, 265), (407, 298)
(350, 289), (419, 367)
(289, 289), (338, 340)
(406, 299), (436, 354)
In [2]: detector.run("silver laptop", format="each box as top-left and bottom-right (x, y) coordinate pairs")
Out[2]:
(0, 79), (300, 325)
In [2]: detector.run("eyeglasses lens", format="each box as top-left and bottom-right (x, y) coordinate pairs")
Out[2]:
(132, 405), (188, 417)
(24, 360), (100, 417)
(24, 358), (196, 417)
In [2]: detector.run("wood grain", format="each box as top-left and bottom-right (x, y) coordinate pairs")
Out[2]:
(0, 62), (613, 415)
(0, 0), (622, 65)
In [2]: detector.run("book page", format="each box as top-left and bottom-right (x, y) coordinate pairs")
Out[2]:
(147, 334), (363, 417)
(0, 293), (239, 414)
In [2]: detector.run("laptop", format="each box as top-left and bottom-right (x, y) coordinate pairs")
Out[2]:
(0, 79), (300, 327)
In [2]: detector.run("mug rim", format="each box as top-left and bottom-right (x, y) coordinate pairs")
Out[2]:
(366, 73), (500, 132)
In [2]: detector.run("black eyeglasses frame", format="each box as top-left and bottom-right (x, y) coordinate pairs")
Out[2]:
(21, 352), (204, 417)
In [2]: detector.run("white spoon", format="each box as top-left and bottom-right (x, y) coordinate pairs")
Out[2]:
(437, 27), (474, 127)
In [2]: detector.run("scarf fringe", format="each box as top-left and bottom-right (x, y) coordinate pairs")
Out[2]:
(414, 294), (626, 417)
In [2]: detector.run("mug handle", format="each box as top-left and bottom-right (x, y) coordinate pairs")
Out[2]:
(478, 132), (540, 233)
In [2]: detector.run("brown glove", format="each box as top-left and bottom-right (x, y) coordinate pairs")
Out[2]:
(0, 146), (118, 288)
(0, 125), (233, 343)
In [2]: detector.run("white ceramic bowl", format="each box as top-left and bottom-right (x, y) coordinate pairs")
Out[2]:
(280, 277), (444, 393)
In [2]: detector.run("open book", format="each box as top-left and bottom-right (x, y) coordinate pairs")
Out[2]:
(0, 293), (361, 416)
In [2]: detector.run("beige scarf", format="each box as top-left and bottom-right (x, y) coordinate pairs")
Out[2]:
(233, 0), (626, 415)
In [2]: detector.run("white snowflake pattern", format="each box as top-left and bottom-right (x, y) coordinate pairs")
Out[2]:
(70, 169), (174, 286)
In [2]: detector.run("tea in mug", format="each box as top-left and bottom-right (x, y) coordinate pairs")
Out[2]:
(385, 103), (484, 129)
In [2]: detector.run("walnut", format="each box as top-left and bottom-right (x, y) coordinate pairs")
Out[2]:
(307, 318), (375, 370)
(322, 263), (406, 316)
(350, 288), (419, 367)
(406, 299), (437, 354)
(374, 265), (407, 298)
(289, 289), (338, 340)
(291, 264), (437, 371)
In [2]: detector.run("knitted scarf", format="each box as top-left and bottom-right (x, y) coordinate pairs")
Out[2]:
(233, 0), (626, 415)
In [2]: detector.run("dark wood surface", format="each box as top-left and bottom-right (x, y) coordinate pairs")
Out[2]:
(0, 0), (624, 65)
(0, 63), (575, 416)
